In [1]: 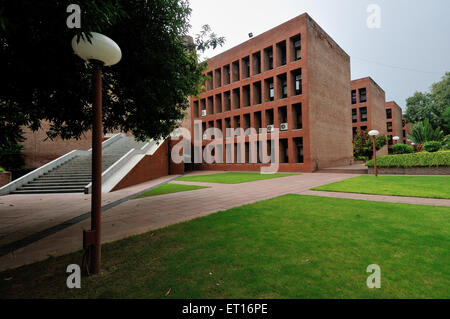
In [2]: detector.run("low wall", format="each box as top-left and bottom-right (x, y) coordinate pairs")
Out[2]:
(368, 166), (450, 175)
(0, 172), (12, 187)
(111, 141), (169, 191)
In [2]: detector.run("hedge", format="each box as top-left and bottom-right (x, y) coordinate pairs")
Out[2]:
(366, 151), (450, 168)
(0, 167), (4, 172)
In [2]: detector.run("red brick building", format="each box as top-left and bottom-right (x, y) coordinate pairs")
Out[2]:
(385, 101), (403, 153)
(351, 77), (388, 155)
(190, 13), (352, 172)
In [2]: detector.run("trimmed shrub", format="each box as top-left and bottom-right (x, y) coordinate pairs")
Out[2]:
(423, 141), (442, 153)
(366, 151), (450, 167)
(392, 143), (413, 155)
(0, 167), (4, 172)
(443, 144), (450, 151)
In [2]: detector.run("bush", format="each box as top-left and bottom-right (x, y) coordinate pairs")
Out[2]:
(392, 144), (413, 155)
(366, 151), (450, 167)
(443, 144), (450, 150)
(0, 167), (4, 172)
(354, 156), (369, 162)
(423, 141), (442, 153)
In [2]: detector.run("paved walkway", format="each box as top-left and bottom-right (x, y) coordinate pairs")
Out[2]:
(0, 171), (448, 271)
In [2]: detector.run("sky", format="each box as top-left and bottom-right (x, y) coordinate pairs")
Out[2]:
(188, 0), (450, 111)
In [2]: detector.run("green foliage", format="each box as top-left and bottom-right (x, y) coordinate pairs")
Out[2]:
(352, 129), (387, 158)
(354, 155), (369, 162)
(176, 172), (297, 184)
(0, 167), (4, 172)
(405, 72), (450, 134)
(312, 176), (450, 199)
(408, 118), (444, 144)
(392, 143), (413, 155)
(442, 107), (450, 134)
(423, 141), (442, 153)
(2, 194), (449, 298)
(0, 139), (25, 171)
(366, 151), (450, 167)
(135, 183), (208, 198)
(0, 0), (224, 145)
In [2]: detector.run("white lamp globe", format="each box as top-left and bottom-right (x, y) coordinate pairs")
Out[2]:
(72, 32), (121, 66)
(393, 136), (400, 141)
(411, 142), (416, 146)
(368, 130), (379, 136)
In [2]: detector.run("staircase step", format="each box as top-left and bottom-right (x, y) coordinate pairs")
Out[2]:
(18, 185), (86, 190)
(28, 182), (89, 186)
(11, 189), (84, 194)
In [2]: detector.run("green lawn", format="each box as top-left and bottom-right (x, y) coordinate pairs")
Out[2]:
(312, 175), (450, 199)
(176, 172), (297, 184)
(134, 183), (209, 199)
(1, 194), (449, 298)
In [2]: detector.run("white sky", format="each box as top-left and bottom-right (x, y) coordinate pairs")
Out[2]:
(188, 0), (450, 111)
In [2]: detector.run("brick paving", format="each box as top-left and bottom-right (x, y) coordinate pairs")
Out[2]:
(0, 171), (448, 272)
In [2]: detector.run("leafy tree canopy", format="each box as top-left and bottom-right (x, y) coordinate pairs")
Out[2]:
(405, 72), (450, 134)
(0, 0), (224, 148)
(408, 118), (444, 145)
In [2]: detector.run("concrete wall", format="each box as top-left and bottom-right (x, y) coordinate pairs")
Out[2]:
(306, 16), (353, 169)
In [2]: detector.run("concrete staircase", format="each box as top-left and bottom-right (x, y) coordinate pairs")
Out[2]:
(11, 136), (148, 194)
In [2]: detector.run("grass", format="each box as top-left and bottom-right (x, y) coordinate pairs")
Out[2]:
(312, 175), (450, 199)
(134, 183), (209, 198)
(366, 151), (450, 167)
(176, 172), (297, 184)
(1, 194), (449, 299)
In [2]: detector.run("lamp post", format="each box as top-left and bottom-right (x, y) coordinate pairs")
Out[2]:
(411, 142), (416, 153)
(393, 136), (400, 144)
(72, 32), (121, 274)
(368, 130), (379, 177)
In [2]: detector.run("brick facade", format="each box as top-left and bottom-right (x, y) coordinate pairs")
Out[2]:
(385, 101), (403, 153)
(20, 121), (92, 169)
(190, 13), (352, 172)
(0, 172), (12, 187)
(368, 166), (450, 175)
(351, 77), (388, 156)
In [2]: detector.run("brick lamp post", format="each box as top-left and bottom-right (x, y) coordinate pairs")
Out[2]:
(368, 130), (379, 177)
(72, 32), (121, 275)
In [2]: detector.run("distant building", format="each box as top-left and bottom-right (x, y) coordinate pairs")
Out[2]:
(351, 77), (388, 156)
(385, 101), (403, 153)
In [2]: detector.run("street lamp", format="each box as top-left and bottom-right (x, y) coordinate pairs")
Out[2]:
(72, 32), (121, 275)
(393, 136), (400, 144)
(368, 130), (379, 177)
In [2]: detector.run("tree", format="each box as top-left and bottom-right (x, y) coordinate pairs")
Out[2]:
(353, 129), (387, 159)
(0, 0), (224, 149)
(405, 72), (450, 134)
(408, 118), (444, 145)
